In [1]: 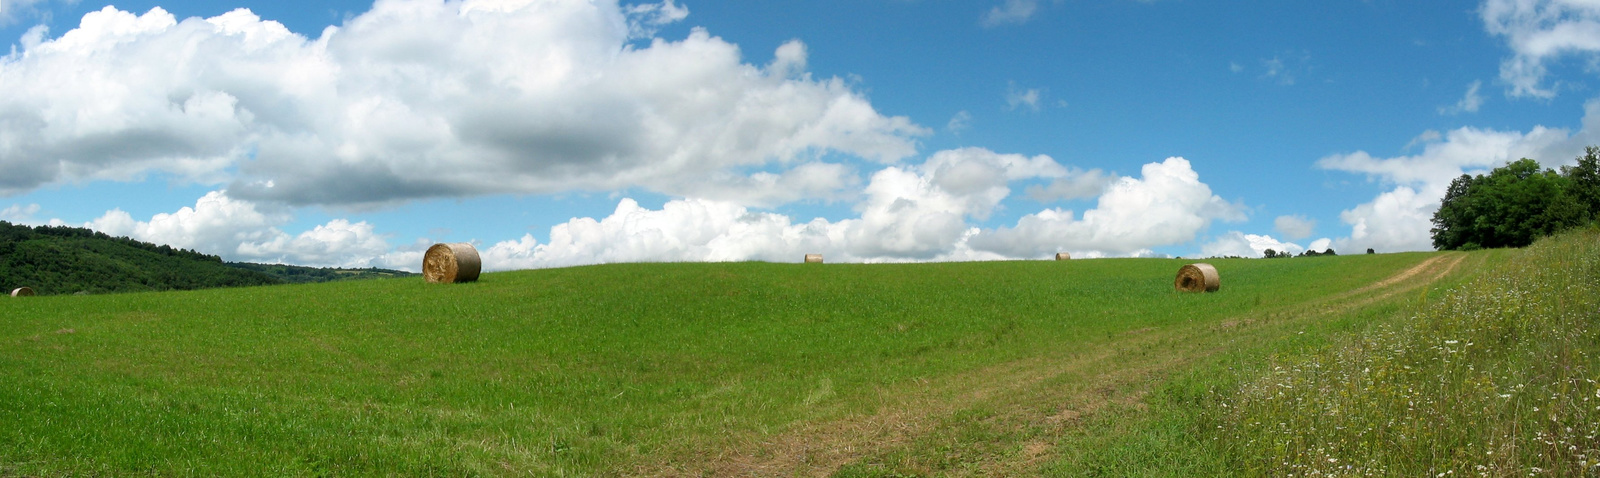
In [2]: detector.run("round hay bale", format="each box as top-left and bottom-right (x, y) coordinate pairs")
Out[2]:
(1174, 263), (1220, 293)
(804, 254), (823, 264)
(11, 287), (35, 297)
(1055, 252), (1071, 260)
(423, 243), (481, 284)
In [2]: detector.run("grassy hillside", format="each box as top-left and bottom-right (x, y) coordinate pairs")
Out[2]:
(1039, 229), (1598, 477)
(0, 221), (279, 295)
(0, 246), (1522, 475)
(1173, 227), (1598, 476)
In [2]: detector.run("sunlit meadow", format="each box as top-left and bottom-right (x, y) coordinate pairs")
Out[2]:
(1201, 227), (1600, 476)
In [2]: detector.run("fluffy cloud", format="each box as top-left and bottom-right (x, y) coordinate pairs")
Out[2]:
(1025, 168), (1117, 202)
(1320, 125), (1570, 190)
(623, 0), (688, 38)
(1482, 0), (1600, 98)
(1273, 214), (1316, 240)
(80, 191), (289, 257)
(1201, 231), (1304, 258)
(51, 149), (1251, 269)
(235, 219), (393, 267)
(482, 198), (818, 270)
(44, 147), (1083, 270)
(0, 1), (925, 206)
(1316, 98), (1600, 252)
(67, 190), (397, 267)
(965, 157), (1246, 258)
(474, 153), (1235, 269)
(673, 161), (862, 208)
(1334, 186), (1436, 252)
(836, 147), (1067, 259)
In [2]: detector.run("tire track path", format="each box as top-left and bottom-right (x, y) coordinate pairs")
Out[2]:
(633, 253), (1473, 477)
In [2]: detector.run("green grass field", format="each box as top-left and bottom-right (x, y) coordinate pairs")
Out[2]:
(2, 230), (1593, 476)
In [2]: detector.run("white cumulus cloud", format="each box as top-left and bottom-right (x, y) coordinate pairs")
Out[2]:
(48, 147), (1082, 270)
(623, 0), (688, 38)
(1025, 168), (1118, 202)
(79, 190), (290, 257)
(966, 157), (1247, 258)
(1201, 231), (1304, 258)
(1333, 186), (1437, 253)
(838, 147), (1067, 258)
(0, 1), (926, 207)
(482, 198), (827, 270)
(476, 153), (1238, 269)
(65, 190), (399, 268)
(235, 219), (393, 268)
(1482, 0), (1600, 98)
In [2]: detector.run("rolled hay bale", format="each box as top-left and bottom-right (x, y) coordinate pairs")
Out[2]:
(1174, 263), (1220, 293)
(11, 287), (35, 297)
(1055, 252), (1071, 260)
(423, 243), (481, 284)
(804, 254), (823, 264)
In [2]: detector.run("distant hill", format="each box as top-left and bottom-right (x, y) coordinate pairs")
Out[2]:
(0, 221), (414, 296)
(226, 262), (415, 284)
(0, 221), (280, 295)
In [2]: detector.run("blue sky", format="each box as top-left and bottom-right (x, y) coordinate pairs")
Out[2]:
(1, 0), (1597, 270)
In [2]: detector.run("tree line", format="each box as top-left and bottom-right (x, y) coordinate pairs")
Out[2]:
(0, 221), (280, 295)
(1, 221), (415, 295)
(1261, 248), (1343, 259)
(1430, 147), (1600, 250)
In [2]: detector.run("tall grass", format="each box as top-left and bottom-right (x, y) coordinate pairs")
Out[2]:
(1197, 228), (1600, 475)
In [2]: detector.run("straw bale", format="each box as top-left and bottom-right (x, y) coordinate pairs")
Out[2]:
(1174, 263), (1220, 292)
(1055, 252), (1071, 260)
(804, 254), (823, 263)
(423, 243), (482, 284)
(10, 287), (34, 297)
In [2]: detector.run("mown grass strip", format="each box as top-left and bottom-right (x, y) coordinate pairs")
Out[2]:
(808, 252), (1482, 477)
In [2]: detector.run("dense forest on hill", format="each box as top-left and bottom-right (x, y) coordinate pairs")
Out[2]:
(0, 222), (413, 295)
(0, 221), (278, 295)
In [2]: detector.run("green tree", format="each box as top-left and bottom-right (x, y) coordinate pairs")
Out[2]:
(1431, 173), (1478, 250)
(1562, 146), (1600, 219)
(1431, 158), (1587, 250)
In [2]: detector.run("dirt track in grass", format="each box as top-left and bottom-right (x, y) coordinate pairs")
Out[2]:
(634, 253), (1471, 477)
